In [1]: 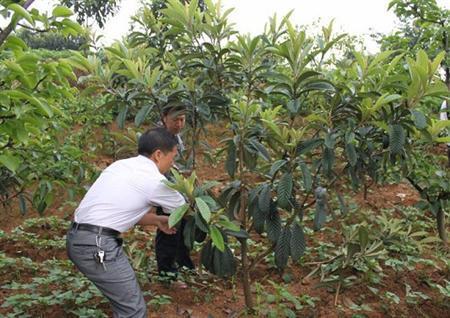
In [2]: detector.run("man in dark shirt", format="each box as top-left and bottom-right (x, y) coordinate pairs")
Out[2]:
(155, 103), (194, 287)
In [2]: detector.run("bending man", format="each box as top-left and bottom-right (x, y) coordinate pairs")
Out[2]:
(66, 128), (185, 317)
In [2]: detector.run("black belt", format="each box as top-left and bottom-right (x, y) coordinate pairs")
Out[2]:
(71, 222), (120, 237)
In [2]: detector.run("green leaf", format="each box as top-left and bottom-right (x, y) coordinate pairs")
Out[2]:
(52, 6), (73, 17)
(218, 218), (240, 232)
(299, 161), (312, 191)
(223, 229), (249, 239)
(275, 226), (291, 270)
(168, 204), (189, 228)
(324, 133), (336, 149)
(266, 208), (282, 243)
(290, 223), (306, 261)
(0, 154), (21, 173)
(345, 143), (358, 167)
(435, 136), (450, 143)
(61, 18), (83, 34)
(213, 245), (237, 278)
(210, 225), (225, 252)
(358, 226), (369, 250)
(200, 241), (214, 272)
(389, 124), (406, 155)
(183, 217), (196, 250)
(4, 36), (27, 51)
(225, 143), (237, 177)
(300, 80), (335, 93)
(424, 81), (450, 98)
(134, 105), (152, 127)
(195, 212), (209, 233)
(63, 52), (91, 72)
(373, 93), (401, 112)
(296, 138), (322, 156)
(258, 184), (271, 214)
(322, 147), (334, 176)
(250, 139), (270, 161)
(8, 3), (34, 25)
(195, 197), (211, 223)
(123, 59), (140, 79)
(411, 110), (427, 129)
(116, 105), (128, 129)
(277, 172), (293, 209)
(269, 160), (287, 178)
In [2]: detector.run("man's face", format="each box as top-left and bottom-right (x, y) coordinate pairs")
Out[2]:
(155, 146), (178, 174)
(163, 113), (186, 135)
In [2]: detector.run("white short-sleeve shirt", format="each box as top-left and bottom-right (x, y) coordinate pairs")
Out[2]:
(74, 155), (186, 232)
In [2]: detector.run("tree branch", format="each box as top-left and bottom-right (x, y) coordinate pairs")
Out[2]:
(0, 0), (36, 46)
(17, 23), (51, 33)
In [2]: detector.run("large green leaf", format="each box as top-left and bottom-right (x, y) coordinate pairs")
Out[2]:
(61, 18), (84, 34)
(290, 223), (306, 261)
(3, 90), (53, 117)
(200, 241), (214, 272)
(411, 110), (427, 129)
(269, 160), (287, 178)
(345, 143), (358, 167)
(296, 138), (323, 156)
(116, 105), (128, 129)
(249, 139), (270, 161)
(213, 245), (237, 278)
(52, 6), (73, 17)
(299, 162), (312, 191)
(134, 104), (153, 127)
(183, 217), (196, 250)
(277, 172), (293, 209)
(225, 142), (237, 177)
(389, 124), (406, 155)
(195, 212), (209, 233)
(210, 225), (225, 252)
(275, 226), (291, 270)
(195, 197), (211, 223)
(258, 183), (271, 214)
(4, 36), (27, 51)
(0, 154), (21, 173)
(8, 3), (34, 25)
(358, 226), (369, 251)
(266, 207), (282, 243)
(168, 204), (189, 228)
(322, 147), (335, 176)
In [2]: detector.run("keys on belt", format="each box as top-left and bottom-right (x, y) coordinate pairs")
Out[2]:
(95, 236), (107, 271)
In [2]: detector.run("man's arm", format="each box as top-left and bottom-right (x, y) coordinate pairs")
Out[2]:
(151, 181), (186, 214)
(138, 211), (176, 235)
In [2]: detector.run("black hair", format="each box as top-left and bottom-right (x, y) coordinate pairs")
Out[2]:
(138, 127), (178, 156)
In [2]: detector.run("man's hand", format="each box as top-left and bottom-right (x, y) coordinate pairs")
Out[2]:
(155, 215), (177, 235)
(137, 211), (176, 235)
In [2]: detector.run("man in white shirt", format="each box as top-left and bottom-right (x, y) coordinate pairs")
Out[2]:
(66, 127), (185, 318)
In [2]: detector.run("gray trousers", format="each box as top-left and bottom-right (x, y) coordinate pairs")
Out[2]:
(66, 227), (147, 318)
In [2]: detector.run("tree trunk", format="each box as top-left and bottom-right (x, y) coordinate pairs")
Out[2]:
(437, 208), (448, 244)
(0, 0), (35, 46)
(240, 238), (254, 310)
(238, 139), (253, 310)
